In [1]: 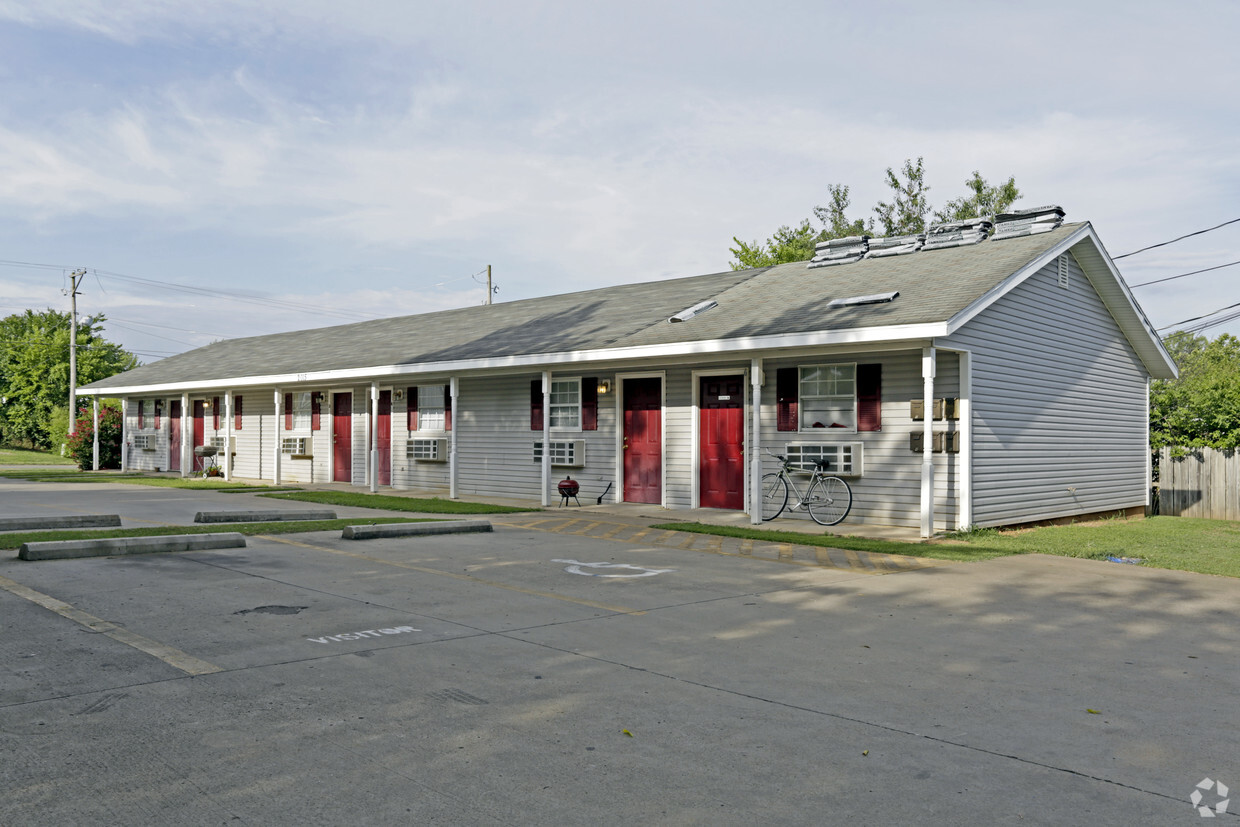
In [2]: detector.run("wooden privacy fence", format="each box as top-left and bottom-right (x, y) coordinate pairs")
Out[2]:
(1158, 447), (1240, 520)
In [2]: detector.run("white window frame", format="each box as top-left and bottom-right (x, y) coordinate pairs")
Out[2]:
(140, 399), (155, 430)
(798, 363), (858, 434)
(290, 391), (314, 434)
(549, 377), (582, 432)
(414, 384), (447, 433)
(785, 443), (862, 477)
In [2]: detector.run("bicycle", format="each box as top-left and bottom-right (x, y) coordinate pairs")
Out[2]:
(760, 448), (853, 526)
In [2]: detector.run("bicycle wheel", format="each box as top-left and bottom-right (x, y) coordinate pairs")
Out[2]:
(806, 476), (852, 526)
(760, 473), (789, 521)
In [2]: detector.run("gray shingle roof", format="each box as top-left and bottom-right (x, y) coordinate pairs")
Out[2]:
(85, 224), (1084, 390)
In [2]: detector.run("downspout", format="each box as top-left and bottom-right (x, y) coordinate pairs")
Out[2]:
(370, 382), (379, 493)
(750, 358), (763, 525)
(957, 350), (973, 531)
(449, 376), (459, 499)
(541, 371), (551, 507)
(921, 347), (936, 538)
(273, 389), (283, 486)
(92, 398), (100, 471)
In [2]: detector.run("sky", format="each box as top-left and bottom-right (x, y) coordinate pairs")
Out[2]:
(0, 0), (1237, 363)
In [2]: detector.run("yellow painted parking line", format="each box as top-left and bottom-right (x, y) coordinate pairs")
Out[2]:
(600, 523), (628, 539)
(570, 521), (603, 535)
(258, 535), (643, 616)
(0, 574), (222, 676)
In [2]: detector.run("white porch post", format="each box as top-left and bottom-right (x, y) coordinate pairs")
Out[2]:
(449, 376), (459, 499)
(540, 371), (551, 507)
(120, 398), (129, 472)
(224, 391), (233, 481)
(957, 350), (973, 530)
(369, 382), (379, 493)
(91, 398), (100, 471)
(750, 358), (763, 524)
(273, 390), (283, 485)
(180, 393), (190, 477)
(920, 347), (936, 538)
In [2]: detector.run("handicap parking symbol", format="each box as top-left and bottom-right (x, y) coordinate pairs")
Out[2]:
(552, 558), (675, 578)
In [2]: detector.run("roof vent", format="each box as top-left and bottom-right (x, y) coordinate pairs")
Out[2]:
(991, 205), (1065, 240)
(827, 291), (899, 308)
(808, 235), (869, 268)
(922, 217), (993, 251)
(668, 299), (718, 323)
(866, 233), (925, 258)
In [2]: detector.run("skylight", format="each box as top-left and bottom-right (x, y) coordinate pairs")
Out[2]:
(668, 299), (718, 323)
(827, 291), (899, 308)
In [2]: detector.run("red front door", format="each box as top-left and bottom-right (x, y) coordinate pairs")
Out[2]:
(623, 377), (662, 504)
(192, 400), (206, 472)
(333, 393), (352, 483)
(168, 400), (182, 472)
(376, 390), (391, 486)
(699, 376), (745, 510)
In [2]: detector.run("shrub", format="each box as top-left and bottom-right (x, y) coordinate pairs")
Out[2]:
(65, 405), (123, 470)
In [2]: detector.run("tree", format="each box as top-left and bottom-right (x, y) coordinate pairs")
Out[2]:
(1150, 332), (1240, 449)
(728, 160), (1022, 270)
(0, 310), (138, 449)
(65, 404), (123, 470)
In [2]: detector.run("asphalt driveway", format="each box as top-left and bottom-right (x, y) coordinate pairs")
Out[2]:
(1, 481), (1236, 824)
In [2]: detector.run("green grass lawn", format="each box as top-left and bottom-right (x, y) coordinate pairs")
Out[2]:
(0, 447), (77, 466)
(0, 517), (437, 550)
(655, 516), (1240, 578)
(0, 469), (286, 491)
(259, 490), (538, 514)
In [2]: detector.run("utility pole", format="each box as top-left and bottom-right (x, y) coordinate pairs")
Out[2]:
(486, 264), (493, 305)
(66, 269), (86, 435)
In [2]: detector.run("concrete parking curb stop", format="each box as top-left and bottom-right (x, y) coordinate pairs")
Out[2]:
(194, 510), (337, 523)
(341, 520), (492, 540)
(18, 533), (247, 561)
(0, 515), (122, 531)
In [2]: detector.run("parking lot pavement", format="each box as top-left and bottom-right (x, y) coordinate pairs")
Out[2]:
(2, 512), (1239, 823)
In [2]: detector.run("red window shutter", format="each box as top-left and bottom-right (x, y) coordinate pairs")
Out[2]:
(407, 387), (418, 431)
(530, 380), (544, 430)
(311, 393), (321, 430)
(235, 396), (243, 430)
(213, 397), (220, 430)
(582, 379), (598, 431)
(776, 368), (798, 431)
(154, 399), (162, 430)
(284, 393), (293, 430)
(138, 400), (145, 430)
(444, 384), (452, 431)
(857, 364), (882, 432)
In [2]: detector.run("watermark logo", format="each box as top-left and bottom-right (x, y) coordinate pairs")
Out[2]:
(1190, 778), (1230, 818)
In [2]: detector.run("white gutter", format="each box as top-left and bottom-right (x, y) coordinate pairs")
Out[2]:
(77, 322), (951, 396)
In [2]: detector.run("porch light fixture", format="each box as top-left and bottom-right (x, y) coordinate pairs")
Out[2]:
(394, 389), (405, 401)
(668, 299), (718, 323)
(827, 291), (899, 308)
(597, 380), (611, 394)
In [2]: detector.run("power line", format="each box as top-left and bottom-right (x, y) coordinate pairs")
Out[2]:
(1129, 258), (1240, 288)
(1158, 300), (1240, 334)
(1114, 217), (1240, 259)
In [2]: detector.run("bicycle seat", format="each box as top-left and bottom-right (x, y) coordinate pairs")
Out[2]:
(814, 459), (834, 471)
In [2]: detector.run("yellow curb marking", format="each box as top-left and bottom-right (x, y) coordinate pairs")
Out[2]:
(0, 574), (222, 676)
(257, 535), (643, 616)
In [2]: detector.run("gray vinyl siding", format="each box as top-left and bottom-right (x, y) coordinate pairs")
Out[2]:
(123, 398), (168, 472)
(757, 351), (959, 530)
(942, 254), (1149, 526)
(664, 369), (695, 509)
(451, 373), (618, 503)
(231, 393), (269, 481)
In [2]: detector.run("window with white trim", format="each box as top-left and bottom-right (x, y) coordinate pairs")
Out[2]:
(550, 378), (581, 430)
(291, 392), (313, 433)
(785, 443), (861, 476)
(417, 385), (446, 431)
(139, 399), (154, 429)
(799, 364), (856, 432)
(533, 440), (584, 467)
